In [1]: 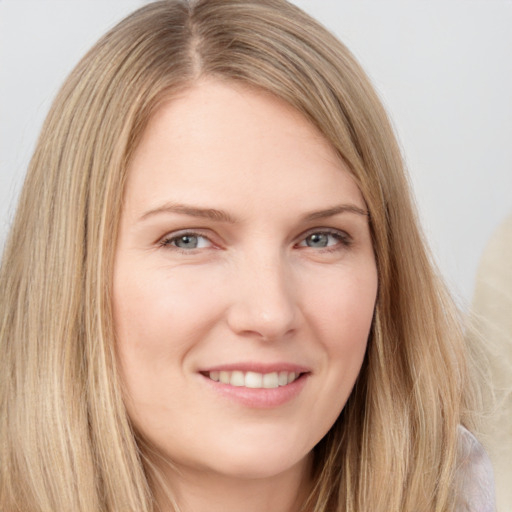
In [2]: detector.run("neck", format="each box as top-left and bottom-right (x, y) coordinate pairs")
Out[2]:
(150, 454), (313, 512)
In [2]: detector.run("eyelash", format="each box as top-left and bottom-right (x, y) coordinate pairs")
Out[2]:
(159, 231), (212, 253)
(297, 229), (352, 252)
(158, 228), (352, 254)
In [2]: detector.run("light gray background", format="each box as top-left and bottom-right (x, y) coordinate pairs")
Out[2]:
(1, 0), (511, 303)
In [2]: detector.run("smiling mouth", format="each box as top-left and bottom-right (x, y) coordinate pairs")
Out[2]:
(202, 370), (303, 389)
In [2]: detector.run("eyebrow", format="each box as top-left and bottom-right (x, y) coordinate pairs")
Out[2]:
(138, 202), (368, 223)
(302, 204), (369, 221)
(139, 203), (238, 223)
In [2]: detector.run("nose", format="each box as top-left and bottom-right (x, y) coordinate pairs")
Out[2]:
(226, 252), (300, 341)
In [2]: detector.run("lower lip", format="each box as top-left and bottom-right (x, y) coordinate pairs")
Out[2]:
(200, 373), (309, 408)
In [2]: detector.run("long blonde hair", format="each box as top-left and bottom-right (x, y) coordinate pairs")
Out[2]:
(0, 1), (478, 510)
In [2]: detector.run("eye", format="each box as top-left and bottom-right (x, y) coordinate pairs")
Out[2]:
(160, 232), (213, 250)
(297, 230), (351, 250)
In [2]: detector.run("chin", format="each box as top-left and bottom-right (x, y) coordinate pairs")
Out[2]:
(198, 438), (312, 480)
(208, 452), (310, 481)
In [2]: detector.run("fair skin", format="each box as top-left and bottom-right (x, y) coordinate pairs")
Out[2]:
(113, 79), (378, 512)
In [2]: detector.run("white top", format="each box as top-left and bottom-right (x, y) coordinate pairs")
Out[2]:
(455, 426), (496, 512)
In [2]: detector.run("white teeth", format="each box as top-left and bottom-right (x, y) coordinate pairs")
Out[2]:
(263, 372), (279, 389)
(206, 370), (301, 388)
(245, 371), (263, 388)
(230, 371), (245, 387)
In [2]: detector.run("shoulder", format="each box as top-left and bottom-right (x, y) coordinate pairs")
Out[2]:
(454, 425), (496, 512)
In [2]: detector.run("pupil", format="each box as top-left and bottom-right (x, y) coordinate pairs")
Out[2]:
(308, 233), (328, 247)
(177, 235), (197, 248)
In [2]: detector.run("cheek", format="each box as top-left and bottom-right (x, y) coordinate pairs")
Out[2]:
(112, 266), (223, 428)
(113, 265), (221, 354)
(310, 264), (377, 349)
(111, 265), (225, 419)
(305, 264), (377, 418)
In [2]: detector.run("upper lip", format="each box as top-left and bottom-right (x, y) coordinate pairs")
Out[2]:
(199, 362), (311, 374)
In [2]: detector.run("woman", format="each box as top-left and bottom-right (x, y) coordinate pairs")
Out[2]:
(0, 1), (494, 511)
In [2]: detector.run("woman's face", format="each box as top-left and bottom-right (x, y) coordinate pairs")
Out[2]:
(113, 80), (377, 482)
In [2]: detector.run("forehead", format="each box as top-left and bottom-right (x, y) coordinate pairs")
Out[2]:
(125, 79), (364, 216)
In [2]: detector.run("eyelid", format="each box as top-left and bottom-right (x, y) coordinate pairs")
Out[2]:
(297, 227), (352, 241)
(295, 227), (353, 249)
(156, 226), (352, 253)
(158, 229), (216, 250)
